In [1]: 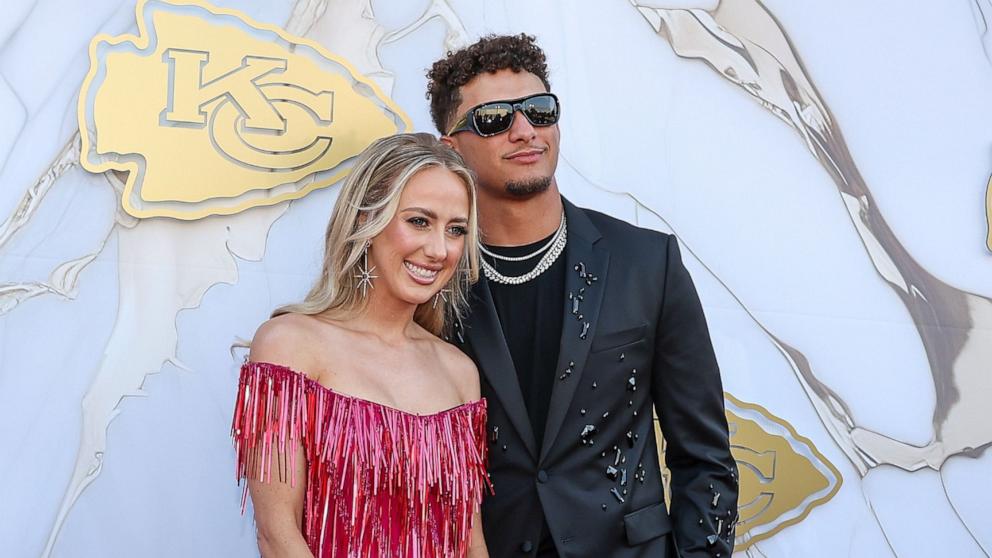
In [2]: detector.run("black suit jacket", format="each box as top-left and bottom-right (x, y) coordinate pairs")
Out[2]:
(457, 198), (738, 557)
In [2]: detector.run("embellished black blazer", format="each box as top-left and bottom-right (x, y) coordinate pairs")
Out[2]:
(457, 198), (738, 558)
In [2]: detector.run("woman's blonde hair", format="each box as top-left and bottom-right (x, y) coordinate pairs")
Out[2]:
(274, 133), (479, 338)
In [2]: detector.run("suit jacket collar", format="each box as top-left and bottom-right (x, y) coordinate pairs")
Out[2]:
(464, 276), (538, 458)
(463, 197), (609, 464)
(541, 199), (609, 462)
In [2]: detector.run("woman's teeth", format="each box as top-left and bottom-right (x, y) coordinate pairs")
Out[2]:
(404, 261), (438, 279)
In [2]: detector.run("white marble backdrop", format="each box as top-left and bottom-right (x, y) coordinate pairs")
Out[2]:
(1, 1), (990, 557)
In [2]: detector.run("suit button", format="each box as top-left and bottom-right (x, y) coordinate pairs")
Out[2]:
(537, 470), (549, 483)
(520, 540), (534, 552)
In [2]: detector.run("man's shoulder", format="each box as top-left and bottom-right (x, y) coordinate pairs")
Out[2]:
(574, 203), (672, 253)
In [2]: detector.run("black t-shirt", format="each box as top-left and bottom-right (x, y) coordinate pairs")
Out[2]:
(484, 232), (565, 450)
(484, 233), (564, 557)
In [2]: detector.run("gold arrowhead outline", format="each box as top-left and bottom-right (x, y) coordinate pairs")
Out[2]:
(655, 393), (843, 550)
(724, 392), (843, 548)
(77, 0), (412, 220)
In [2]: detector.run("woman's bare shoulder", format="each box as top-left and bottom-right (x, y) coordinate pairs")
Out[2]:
(249, 313), (334, 377)
(432, 338), (481, 401)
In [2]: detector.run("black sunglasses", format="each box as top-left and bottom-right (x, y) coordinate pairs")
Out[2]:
(446, 93), (560, 137)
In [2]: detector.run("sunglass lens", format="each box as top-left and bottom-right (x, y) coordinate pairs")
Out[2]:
(466, 95), (559, 136)
(523, 95), (559, 126)
(473, 103), (514, 136)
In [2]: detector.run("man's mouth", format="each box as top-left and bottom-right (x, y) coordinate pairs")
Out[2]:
(504, 148), (545, 163)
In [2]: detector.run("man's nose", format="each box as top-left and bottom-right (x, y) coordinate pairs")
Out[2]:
(507, 109), (536, 142)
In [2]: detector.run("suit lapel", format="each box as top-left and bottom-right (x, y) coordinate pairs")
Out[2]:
(540, 201), (609, 463)
(463, 277), (538, 459)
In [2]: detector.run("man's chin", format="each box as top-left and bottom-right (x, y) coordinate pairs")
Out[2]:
(505, 176), (552, 197)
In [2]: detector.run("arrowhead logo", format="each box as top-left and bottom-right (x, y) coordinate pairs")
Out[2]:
(655, 394), (841, 550)
(78, 0), (410, 219)
(722, 394), (841, 548)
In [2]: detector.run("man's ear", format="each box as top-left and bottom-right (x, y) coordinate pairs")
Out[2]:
(440, 135), (458, 150)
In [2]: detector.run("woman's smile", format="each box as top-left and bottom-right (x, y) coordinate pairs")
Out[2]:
(403, 260), (442, 284)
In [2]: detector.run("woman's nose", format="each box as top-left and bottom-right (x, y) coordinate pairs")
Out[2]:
(423, 230), (448, 260)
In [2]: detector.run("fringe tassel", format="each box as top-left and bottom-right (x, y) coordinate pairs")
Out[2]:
(232, 361), (491, 558)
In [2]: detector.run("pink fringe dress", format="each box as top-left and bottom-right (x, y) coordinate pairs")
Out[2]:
(231, 361), (490, 557)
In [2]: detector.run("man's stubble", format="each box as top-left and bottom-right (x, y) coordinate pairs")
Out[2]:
(505, 176), (552, 197)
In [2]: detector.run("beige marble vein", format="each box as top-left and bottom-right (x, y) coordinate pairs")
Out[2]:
(973, 0), (992, 64)
(632, 0), (992, 477)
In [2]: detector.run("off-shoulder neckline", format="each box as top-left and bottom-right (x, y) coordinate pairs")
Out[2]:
(243, 360), (485, 418)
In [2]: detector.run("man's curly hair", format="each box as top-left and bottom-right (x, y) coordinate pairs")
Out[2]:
(426, 34), (551, 134)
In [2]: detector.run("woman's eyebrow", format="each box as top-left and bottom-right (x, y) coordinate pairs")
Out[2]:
(401, 207), (468, 223)
(400, 206), (437, 219)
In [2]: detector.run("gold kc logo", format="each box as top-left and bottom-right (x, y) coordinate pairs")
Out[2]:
(164, 51), (335, 171)
(78, 0), (409, 220)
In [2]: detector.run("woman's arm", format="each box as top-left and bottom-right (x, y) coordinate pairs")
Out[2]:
(467, 510), (489, 558)
(242, 318), (316, 558)
(450, 347), (489, 558)
(248, 443), (312, 558)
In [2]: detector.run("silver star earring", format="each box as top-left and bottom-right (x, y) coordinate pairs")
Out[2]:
(432, 288), (451, 309)
(354, 241), (377, 298)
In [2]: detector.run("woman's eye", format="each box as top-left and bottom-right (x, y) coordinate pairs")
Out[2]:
(408, 217), (428, 227)
(447, 225), (468, 237)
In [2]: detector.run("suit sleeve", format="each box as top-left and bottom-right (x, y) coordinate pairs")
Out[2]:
(650, 236), (739, 557)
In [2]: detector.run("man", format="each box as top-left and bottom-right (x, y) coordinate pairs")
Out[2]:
(428, 34), (738, 557)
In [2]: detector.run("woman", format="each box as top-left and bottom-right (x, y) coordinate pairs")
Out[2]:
(231, 133), (489, 557)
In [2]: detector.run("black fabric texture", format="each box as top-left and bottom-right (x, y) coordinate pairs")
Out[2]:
(484, 231), (564, 558)
(462, 198), (738, 558)
(484, 232), (564, 450)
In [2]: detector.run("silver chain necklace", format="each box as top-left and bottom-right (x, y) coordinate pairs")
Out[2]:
(479, 211), (565, 262)
(480, 213), (567, 285)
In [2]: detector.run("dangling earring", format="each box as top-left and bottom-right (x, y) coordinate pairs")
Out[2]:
(432, 287), (451, 309)
(354, 241), (377, 298)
